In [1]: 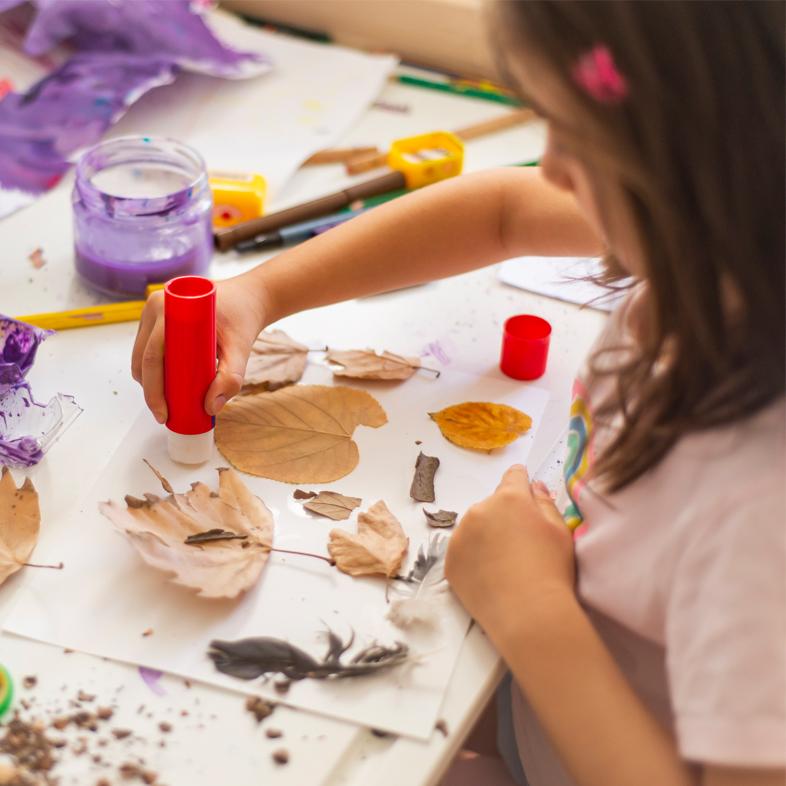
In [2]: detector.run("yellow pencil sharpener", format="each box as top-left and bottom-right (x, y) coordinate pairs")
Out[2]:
(209, 171), (267, 228)
(388, 131), (464, 189)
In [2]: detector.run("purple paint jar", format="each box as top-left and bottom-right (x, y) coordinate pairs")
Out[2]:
(72, 136), (212, 298)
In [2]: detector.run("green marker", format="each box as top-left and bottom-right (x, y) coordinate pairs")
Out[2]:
(0, 664), (13, 720)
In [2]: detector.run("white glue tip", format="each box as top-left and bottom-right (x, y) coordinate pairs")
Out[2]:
(167, 430), (213, 465)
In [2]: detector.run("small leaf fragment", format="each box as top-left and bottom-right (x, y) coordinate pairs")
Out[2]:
(293, 489), (317, 501)
(429, 402), (532, 451)
(0, 467), (41, 586)
(326, 349), (421, 381)
(328, 500), (408, 578)
(423, 509), (457, 528)
(303, 491), (362, 521)
(184, 528), (248, 545)
(409, 452), (439, 502)
(243, 329), (309, 392)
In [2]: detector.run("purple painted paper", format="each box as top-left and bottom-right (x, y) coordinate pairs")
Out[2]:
(0, 0), (269, 204)
(0, 316), (81, 467)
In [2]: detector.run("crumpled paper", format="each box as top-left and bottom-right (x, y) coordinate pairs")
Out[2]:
(0, 0), (270, 211)
(0, 315), (81, 467)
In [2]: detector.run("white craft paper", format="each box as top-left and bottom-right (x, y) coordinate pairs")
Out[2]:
(498, 256), (626, 312)
(3, 364), (547, 740)
(112, 11), (398, 201)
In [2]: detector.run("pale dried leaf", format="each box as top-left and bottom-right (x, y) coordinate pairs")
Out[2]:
(216, 385), (388, 483)
(326, 349), (421, 381)
(303, 491), (362, 521)
(0, 467), (40, 586)
(328, 500), (408, 578)
(243, 330), (309, 391)
(99, 465), (274, 599)
(429, 402), (532, 451)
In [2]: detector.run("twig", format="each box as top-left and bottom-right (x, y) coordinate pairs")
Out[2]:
(23, 561), (64, 570)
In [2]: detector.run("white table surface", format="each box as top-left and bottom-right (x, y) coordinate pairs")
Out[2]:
(0, 39), (607, 786)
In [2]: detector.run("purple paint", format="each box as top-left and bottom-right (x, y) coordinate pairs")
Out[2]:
(0, 316), (81, 467)
(72, 136), (212, 297)
(138, 666), (166, 697)
(421, 340), (452, 366)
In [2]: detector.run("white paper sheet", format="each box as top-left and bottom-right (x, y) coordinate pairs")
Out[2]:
(498, 256), (626, 312)
(111, 12), (398, 202)
(3, 363), (547, 740)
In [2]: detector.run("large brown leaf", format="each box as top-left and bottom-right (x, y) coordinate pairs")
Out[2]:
(328, 500), (408, 578)
(0, 467), (40, 586)
(429, 402), (532, 451)
(99, 466), (274, 599)
(215, 385), (388, 483)
(243, 329), (309, 391)
(326, 349), (421, 381)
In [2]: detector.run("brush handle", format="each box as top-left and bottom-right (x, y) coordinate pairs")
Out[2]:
(214, 170), (405, 251)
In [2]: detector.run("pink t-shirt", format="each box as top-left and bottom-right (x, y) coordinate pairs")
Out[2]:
(512, 297), (786, 784)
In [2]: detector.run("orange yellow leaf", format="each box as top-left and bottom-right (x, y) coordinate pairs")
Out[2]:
(429, 402), (532, 451)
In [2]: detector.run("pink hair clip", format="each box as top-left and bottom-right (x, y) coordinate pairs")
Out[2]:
(572, 45), (628, 104)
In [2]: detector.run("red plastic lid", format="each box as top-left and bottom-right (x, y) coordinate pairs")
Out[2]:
(164, 276), (216, 435)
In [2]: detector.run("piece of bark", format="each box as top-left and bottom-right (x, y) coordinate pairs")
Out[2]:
(409, 452), (439, 503)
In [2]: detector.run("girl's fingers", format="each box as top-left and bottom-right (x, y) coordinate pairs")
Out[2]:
(531, 482), (567, 528)
(204, 337), (253, 415)
(131, 292), (163, 384)
(140, 318), (167, 423)
(495, 463), (531, 493)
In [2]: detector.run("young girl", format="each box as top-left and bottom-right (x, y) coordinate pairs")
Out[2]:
(132, 3), (785, 785)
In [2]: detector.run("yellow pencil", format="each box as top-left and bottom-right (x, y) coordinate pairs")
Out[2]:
(15, 284), (166, 331)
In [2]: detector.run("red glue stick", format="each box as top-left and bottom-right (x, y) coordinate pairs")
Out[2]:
(164, 276), (216, 463)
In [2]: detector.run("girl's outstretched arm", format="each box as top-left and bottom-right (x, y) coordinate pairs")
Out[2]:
(132, 167), (601, 421)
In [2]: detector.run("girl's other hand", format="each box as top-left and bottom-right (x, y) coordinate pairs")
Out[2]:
(445, 465), (576, 637)
(131, 275), (267, 424)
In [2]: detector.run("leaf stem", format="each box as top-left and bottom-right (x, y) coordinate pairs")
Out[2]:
(23, 561), (64, 570)
(416, 365), (441, 378)
(266, 546), (335, 566)
(307, 346), (329, 353)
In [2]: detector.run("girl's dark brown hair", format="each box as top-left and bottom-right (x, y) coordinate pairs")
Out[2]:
(495, 0), (785, 492)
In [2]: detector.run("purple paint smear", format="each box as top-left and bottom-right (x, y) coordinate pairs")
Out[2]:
(0, 0), (269, 200)
(0, 315), (81, 467)
(421, 340), (452, 366)
(138, 666), (166, 697)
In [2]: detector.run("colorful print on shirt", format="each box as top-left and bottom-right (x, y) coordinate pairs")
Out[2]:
(564, 378), (594, 531)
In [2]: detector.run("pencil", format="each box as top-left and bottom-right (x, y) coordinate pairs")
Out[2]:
(395, 75), (522, 107)
(16, 284), (165, 331)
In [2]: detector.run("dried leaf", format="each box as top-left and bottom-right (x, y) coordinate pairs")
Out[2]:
(243, 330), (309, 391)
(0, 467), (40, 586)
(293, 489), (317, 500)
(326, 349), (421, 380)
(303, 491), (362, 521)
(409, 452), (439, 502)
(328, 500), (408, 578)
(184, 528), (248, 544)
(99, 465), (274, 599)
(216, 385), (388, 483)
(429, 402), (532, 451)
(208, 630), (409, 681)
(423, 509), (457, 528)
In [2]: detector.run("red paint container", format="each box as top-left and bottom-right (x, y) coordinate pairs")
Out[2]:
(500, 314), (552, 380)
(164, 276), (216, 463)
